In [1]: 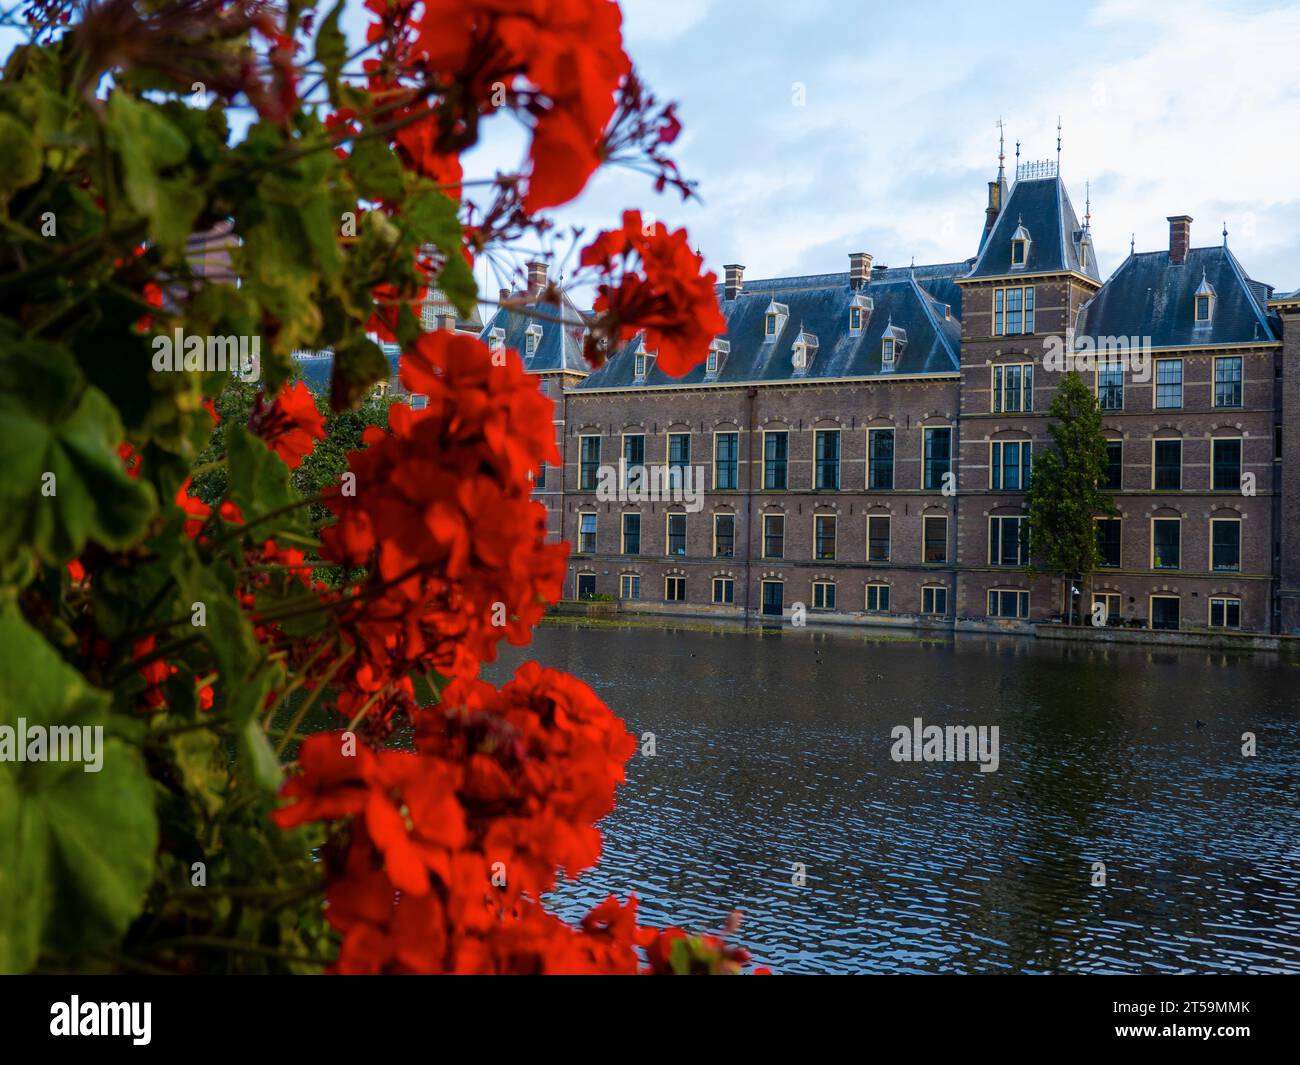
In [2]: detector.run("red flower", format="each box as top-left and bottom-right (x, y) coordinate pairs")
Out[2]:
(249, 380), (326, 470)
(319, 331), (565, 687)
(370, 0), (631, 213)
(580, 210), (725, 375)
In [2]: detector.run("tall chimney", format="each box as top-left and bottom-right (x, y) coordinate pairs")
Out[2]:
(849, 252), (873, 290)
(723, 263), (744, 301)
(1167, 215), (1192, 266)
(526, 260), (548, 294)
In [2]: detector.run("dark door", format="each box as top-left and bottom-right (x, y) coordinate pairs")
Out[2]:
(761, 581), (783, 617)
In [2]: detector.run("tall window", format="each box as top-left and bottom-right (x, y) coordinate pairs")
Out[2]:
(712, 577), (734, 604)
(814, 515), (837, 561)
(1098, 359), (1124, 410)
(991, 440), (1032, 490)
(994, 286), (1035, 336)
(578, 513), (597, 554)
(1211, 519), (1241, 572)
(619, 574), (641, 599)
(1104, 440), (1123, 490)
(763, 431), (789, 489)
(1209, 597), (1241, 629)
(1155, 358), (1183, 409)
(1152, 518), (1181, 569)
(1096, 517), (1121, 568)
(579, 436), (601, 491)
(1153, 439), (1182, 490)
(621, 513), (640, 555)
(993, 364), (1034, 413)
(1150, 595), (1180, 631)
(667, 433), (691, 489)
(922, 586), (948, 615)
(989, 516), (1028, 566)
(665, 576), (686, 602)
(535, 463), (546, 490)
(988, 589), (1029, 618)
(713, 513), (735, 558)
(868, 516), (891, 562)
(812, 582), (836, 610)
(1215, 356), (1243, 407)
(815, 430), (841, 490)
(868, 429), (895, 489)
(865, 584), (891, 612)
(762, 514), (784, 559)
(714, 431), (739, 490)
(622, 434), (645, 489)
(923, 427), (951, 490)
(923, 515), (948, 563)
(1212, 438), (1242, 491)
(666, 513), (687, 556)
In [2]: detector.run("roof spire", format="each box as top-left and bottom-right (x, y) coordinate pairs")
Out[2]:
(1056, 116), (1062, 169)
(1223, 220), (1229, 246)
(996, 117), (1006, 182)
(1130, 232), (1135, 255)
(1015, 138), (1021, 175)
(1084, 181), (1092, 233)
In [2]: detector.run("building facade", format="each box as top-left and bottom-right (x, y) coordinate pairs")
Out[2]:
(483, 163), (1294, 635)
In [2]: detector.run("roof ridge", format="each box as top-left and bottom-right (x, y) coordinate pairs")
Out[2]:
(909, 274), (960, 369)
(1221, 242), (1276, 339)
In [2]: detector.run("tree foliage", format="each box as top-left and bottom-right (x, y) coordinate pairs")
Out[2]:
(1025, 370), (1117, 622)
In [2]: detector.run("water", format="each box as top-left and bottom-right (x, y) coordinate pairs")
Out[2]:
(484, 621), (1300, 974)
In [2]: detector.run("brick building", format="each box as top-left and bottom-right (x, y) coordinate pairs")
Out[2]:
(483, 161), (1293, 635)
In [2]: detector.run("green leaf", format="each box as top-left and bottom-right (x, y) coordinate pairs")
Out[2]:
(0, 612), (158, 973)
(224, 422), (306, 536)
(0, 112), (42, 195)
(0, 342), (156, 563)
(107, 94), (201, 254)
(411, 670), (449, 707)
(240, 717), (283, 793)
(348, 135), (404, 202)
(168, 539), (258, 689)
(316, 0), (348, 107)
(329, 335), (390, 411)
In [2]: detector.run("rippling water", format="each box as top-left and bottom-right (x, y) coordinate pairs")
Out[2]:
(484, 622), (1300, 974)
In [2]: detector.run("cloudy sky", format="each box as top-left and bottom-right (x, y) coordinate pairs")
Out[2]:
(448, 0), (1300, 301)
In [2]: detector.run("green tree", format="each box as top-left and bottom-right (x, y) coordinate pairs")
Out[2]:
(1025, 370), (1117, 625)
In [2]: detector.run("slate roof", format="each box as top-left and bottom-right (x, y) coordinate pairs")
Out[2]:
(477, 290), (590, 373)
(1076, 245), (1279, 348)
(577, 266), (962, 390)
(293, 344), (403, 394)
(967, 176), (1100, 281)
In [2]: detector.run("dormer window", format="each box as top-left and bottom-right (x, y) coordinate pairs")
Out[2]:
(1010, 219), (1031, 268)
(705, 338), (729, 377)
(524, 324), (541, 356)
(791, 329), (818, 373)
(881, 321), (907, 368)
(1195, 271), (1216, 324)
(634, 335), (653, 379)
(763, 301), (789, 339)
(848, 294), (873, 336)
(634, 352), (646, 377)
(488, 326), (505, 352)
